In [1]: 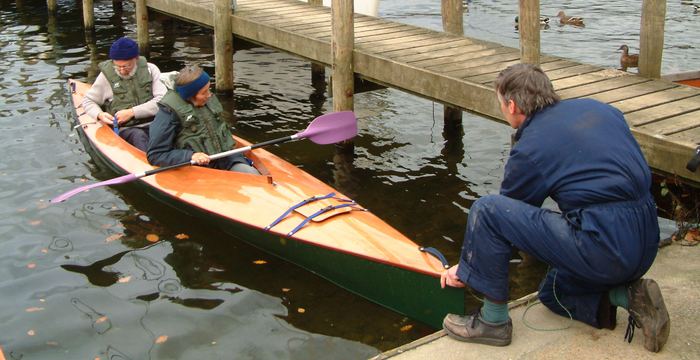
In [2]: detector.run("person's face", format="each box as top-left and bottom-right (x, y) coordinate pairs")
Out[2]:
(497, 91), (522, 129)
(112, 58), (137, 77)
(190, 83), (212, 107)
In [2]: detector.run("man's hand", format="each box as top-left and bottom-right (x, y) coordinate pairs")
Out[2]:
(191, 152), (210, 166)
(97, 112), (114, 125)
(114, 108), (135, 125)
(440, 264), (466, 289)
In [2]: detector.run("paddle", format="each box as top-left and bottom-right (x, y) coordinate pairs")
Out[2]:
(51, 111), (357, 203)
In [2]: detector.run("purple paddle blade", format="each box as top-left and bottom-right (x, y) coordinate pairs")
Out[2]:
(297, 111), (357, 144)
(51, 173), (138, 203)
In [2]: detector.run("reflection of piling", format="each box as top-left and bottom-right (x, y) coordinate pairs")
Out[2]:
(214, 0), (234, 93)
(47, 0), (57, 13)
(332, 0), (354, 154)
(136, 0), (149, 55)
(518, 0), (540, 65)
(639, 0), (665, 79)
(309, 0), (326, 88)
(441, 0), (464, 133)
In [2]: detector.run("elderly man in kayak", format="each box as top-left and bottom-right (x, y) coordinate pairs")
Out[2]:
(82, 37), (166, 151)
(440, 64), (669, 352)
(147, 65), (258, 174)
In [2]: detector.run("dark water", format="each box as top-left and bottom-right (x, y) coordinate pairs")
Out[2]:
(0, 0), (687, 358)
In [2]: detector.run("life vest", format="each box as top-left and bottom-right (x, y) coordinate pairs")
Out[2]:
(98, 56), (153, 126)
(158, 90), (236, 155)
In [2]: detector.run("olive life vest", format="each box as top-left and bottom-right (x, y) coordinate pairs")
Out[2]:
(158, 90), (236, 155)
(98, 56), (153, 126)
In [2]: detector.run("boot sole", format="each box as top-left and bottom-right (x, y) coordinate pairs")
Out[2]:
(638, 279), (671, 352)
(443, 324), (512, 347)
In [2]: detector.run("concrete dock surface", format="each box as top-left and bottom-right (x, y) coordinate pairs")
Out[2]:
(374, 242), (699, 360)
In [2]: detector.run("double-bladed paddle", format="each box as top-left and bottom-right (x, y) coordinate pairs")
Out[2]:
(51, 111), (357, 203)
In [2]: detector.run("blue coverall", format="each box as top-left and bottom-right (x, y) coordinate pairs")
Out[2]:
(456, 98), (660, 328)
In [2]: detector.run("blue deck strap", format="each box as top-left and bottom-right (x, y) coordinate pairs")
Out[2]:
(287, 203), (361, 237)
(419, 246), (450, 269)
(265, 192), (339, 231)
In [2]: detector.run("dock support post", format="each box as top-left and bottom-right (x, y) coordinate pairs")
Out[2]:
(310, 0), (326, 87)
(82, 0), (94, 30)
(47, 0), (56, 13)
(135, 0), (149, 54)
(441, 0), (463, 133)
(331, 0), (354, 154)
(213, 0), (234, 93)
(113, 0), (122, 12)
(639, 0), (665, 79)
(518, 0), (540, 65)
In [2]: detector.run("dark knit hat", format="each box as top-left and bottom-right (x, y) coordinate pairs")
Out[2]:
(109, 37), (139, 60)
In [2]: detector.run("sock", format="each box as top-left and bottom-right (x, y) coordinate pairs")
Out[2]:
(608, 285), (629, 309)
(480, 298), (509, 324)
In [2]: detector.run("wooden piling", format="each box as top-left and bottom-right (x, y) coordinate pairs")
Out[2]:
(113, 0), (123, 11)
(135, 0), (149, 53)
(518, 0), (540, 65)
(331, 0), (354, 112)
(309, 0), (326, 86)
(213, 0), (234, 92)
(639, 0), (666, 79)
(82, 0), (94, 30)
(331, 0), (354, 153)
(47, 0), (56, 13)
(441, 0), (464, 132)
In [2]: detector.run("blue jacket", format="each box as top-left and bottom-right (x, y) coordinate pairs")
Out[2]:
(501, 98), (659, 276)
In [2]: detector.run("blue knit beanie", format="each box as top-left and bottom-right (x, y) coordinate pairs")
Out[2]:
(109, 37), (139, 60)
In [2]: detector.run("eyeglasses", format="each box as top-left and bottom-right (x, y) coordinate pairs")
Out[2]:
(112, 60), (135, 71)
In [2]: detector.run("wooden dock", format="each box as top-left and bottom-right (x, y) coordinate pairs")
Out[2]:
(146, 0), (700, 184)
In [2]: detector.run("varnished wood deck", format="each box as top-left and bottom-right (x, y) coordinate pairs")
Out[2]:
(147, 0), (700, 184)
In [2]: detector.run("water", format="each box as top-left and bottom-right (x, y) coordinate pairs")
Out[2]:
(0, 0), (689, 358)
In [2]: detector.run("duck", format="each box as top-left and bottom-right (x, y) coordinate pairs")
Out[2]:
(618, 45), (639, 70)
(514, 15), (550, 30)
(556, 10), (585, 26)
(694, 4), (699, 13)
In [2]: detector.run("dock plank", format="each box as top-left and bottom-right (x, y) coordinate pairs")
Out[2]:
(626, 95), (700, 126)
(640, 110), (700, 135)
(611, 85), (700, 114)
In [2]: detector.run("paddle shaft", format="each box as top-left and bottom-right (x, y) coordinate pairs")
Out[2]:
(137, 134), (298, 178)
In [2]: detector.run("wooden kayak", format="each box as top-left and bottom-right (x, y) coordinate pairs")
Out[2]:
(65, 79), (464, 328)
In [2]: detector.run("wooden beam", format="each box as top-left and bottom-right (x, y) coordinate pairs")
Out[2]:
(519, 0), (540, 65)
(331, 0), (354, 112)
(639, 0), (666, 79)
(135, 0), (149, 52)
(213, 0), (233, 92)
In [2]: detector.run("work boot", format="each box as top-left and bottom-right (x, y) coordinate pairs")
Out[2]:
(442, 310), (512, 346)
(625, 278), (670, 352)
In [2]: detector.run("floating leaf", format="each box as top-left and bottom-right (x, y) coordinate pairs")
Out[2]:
(27, 329), (36, 336)
(105, 233), (124, 243)
(118, 276), (131, 283)
(155, 335), (168, 344)
(253, 260), (267, 265)
(400, 324), (413, 332)
(297, 308), (306, 313)
(27, 263), (36, 269)
(41, 248), (48, 254)
(29, 220), (41, 226)
(46, 341), (59, 346)
(175, 233), (190, 240)
(17, 207), (27, 213)
(146, 234), (159, 243)
(95, 316), (109, 324)
(282, 288), (291, 292)
(25, 307), (44, 313)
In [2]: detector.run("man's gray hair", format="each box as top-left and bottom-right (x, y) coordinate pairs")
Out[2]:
(494, 63), (560, 116)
